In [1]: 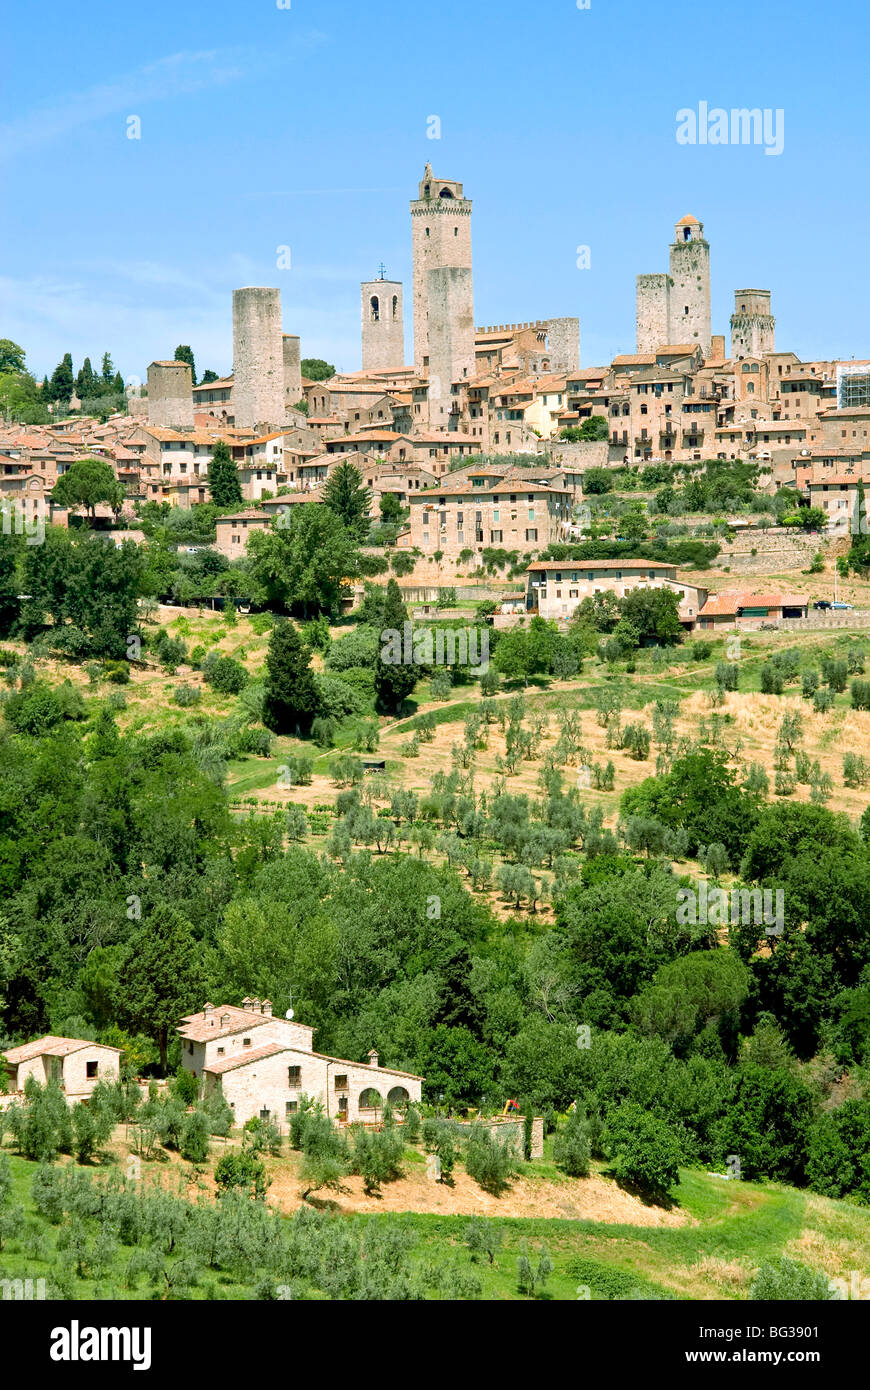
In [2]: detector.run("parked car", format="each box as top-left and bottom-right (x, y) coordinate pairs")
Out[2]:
(832, 601), (854, 610)
(814, 600), (833, 610)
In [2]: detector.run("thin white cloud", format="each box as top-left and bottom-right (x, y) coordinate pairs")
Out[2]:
(0, 41), (323, 162)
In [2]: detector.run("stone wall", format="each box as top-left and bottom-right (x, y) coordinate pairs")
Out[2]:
(454, 1116), (544, 1159)
(713, 530), (824, 574)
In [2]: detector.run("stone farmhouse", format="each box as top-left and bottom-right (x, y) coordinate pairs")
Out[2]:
(696, 592), (809, 630)
(1, 1036), (121, 1105)
(178, 1000), (422, 1130)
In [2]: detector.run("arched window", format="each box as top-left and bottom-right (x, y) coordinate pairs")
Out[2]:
(359, 1088), (383, 1110)
(392, 295), (398, 320)
(388, 1086), (410, 1106)
(370, 296), (380, 322)
(439, 187), (454, 198)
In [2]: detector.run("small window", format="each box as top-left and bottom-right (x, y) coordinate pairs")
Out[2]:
(335, 1074), (349, 1090)
(243, 1037), (252, 1047)
(86, 1061), (98, 1079)
(217, 1047), (225, 1056)
(288, 1066), (301, 1087)
(286, 1101), (298, 1116)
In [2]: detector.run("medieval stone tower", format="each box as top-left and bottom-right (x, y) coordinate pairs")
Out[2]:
(730, 289), (775, 359)
(361, 271), (405, 370)
(283, 334), (303, 412)
(147, 360), (194, 429)
(411, 164), (474, 424)
(232, 287), (285, 431)
(636, 216), (711, 357)
(668, 216), (711, 355)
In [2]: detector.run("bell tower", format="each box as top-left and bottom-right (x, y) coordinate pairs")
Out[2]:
(361, 266), (404, 370)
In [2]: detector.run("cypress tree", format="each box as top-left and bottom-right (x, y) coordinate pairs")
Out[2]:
(208, 440), (243, 508)
(322, 460), (372, 541)
(263, 619), (320, 735)
(374, 578), (417, 713)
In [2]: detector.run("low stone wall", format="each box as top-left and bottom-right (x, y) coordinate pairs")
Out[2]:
(454, 1116), (544, 1159)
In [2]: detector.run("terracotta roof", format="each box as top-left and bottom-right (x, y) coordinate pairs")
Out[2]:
(677, 214), (701, 225)
(204, 1043), (288, 1075)
(215, 508), (272, 524)
(178, 1004), (278, 1043)
(4, 1035), (121, 1064)
(612, 354), (657, 366)
(527, 559), (675, 573)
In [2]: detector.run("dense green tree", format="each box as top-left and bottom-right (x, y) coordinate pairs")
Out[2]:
(117, 905), (201, 1073)
(262, 620), (320, 735)
(373, 579), (417, 713)
(207, 441), (243, 509)
(51, 458), (123, 518)
(75, 357), (97, 399)
(174, 345), (197, 385)
(300, 359), (335, 382)
(45, 352), (74, 405)
(0, 340), (26, 374)
(247, 503), (358, 617)
(322, 461), (372, 541)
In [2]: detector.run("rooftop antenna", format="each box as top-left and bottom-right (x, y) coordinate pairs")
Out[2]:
(378, 262), (387, 281)
(285, 987), (294, 1022)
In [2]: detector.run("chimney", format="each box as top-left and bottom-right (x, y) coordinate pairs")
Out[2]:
(241, 997), (254, 1010)
(367, 1048), (379, 1068)
(203, 1002), (214, 1017)
(262, 1000), (273, 1017)
(251, 997), (261, 1013)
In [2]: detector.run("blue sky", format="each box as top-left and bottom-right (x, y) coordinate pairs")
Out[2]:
(2, 0), (867, 383)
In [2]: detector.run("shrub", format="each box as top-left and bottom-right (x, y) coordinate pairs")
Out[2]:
(311, 716), (339, 748)
(750, 1258), (836, 1301)
(553, 1107), (591, 1177)
(851, 680), (870, 711)
(173, 684), (201, 707)
(205, 657), (248, 695)
(214, 1151), (267, 1198)
(464, 1124), (517, 1195)
(813, 687), (835, 713)
(603, 1102), (682, 1200)
(760, 663), (784, 695)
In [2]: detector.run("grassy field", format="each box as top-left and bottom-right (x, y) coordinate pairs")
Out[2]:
(1, 1141), (868, 1300)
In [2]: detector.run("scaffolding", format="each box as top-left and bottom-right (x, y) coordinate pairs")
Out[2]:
(837, 363), (870, 410)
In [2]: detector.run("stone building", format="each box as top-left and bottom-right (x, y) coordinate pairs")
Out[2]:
(232, 287), (285, 431)
(361, 274), (405, 370)
(146, 360), (194, 430)
(636, 216), (712, 357)
(2, 1036), (121, 1103)
(407, 470), (571, 558)
(179, 1000), (422, 1129)
(730, 289), (775, 359)
(525, 558), (707, 626)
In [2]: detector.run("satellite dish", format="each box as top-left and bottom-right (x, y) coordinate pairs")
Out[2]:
(285, 1009), (294, 1021)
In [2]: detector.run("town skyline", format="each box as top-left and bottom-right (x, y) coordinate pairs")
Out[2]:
(2, 0), (868, 379)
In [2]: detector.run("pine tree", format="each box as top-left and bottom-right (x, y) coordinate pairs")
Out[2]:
(174, 345), (197, 386)
(101, 352), (114, 387)
(374, 578), (417, 713)
(75, 357), (96, 399)
(263, 619), (321, 735)
(322, 461), (372, 541)
(46, 353), (74, 405)
(208, 440), (242, 508)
